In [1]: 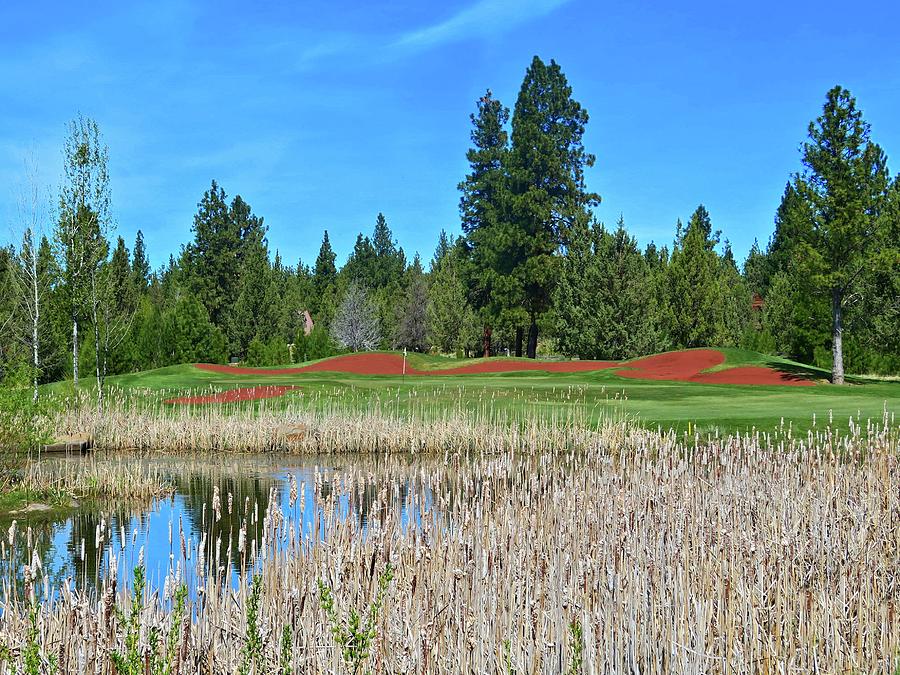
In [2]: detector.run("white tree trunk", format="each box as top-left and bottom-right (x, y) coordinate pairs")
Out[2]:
(31, 241), (39, 403)
(832, 288), (844, 385)
(72, 318), (79, 387)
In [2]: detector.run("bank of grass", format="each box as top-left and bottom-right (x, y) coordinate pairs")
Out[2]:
(43, 348), (900, 437)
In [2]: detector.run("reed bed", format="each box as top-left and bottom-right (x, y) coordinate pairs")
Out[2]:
(20, 456), (174, 502)
(52, 386), (636, 455)
(0, 410), (897, 674)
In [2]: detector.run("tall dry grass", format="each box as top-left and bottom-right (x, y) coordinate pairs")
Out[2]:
(20, 456), (173, 501)
(52, 385), (634, 454)
(0, 407), (897, 673)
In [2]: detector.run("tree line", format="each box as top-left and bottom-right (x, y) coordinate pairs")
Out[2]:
(1, 57), (897, 396)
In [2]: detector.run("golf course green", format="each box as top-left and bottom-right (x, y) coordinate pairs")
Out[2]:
(56, 348), (900, 436)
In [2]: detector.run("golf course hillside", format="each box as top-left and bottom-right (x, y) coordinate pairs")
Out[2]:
(86, 348), (899, 436)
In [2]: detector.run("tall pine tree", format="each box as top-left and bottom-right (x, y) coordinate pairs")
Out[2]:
(794, 86), (892, 384)
(508, 57), (600, 357)
(459, 90), (512, 356)
(666, 206), (722, 348)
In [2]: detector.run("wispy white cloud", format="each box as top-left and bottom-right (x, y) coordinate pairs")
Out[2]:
(292, 36), (358, 72)
(392, 0), (574, 51)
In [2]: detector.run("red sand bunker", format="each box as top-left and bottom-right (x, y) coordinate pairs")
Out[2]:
(617, 349), (725, 381)
(193, 350), (814, 387)
(165, 385), (298, 405)
(617, 350), (813, 386)
(195, 353), (617, 377)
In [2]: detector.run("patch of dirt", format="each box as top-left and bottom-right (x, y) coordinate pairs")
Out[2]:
(195, 354), (618, 376)
(165, 385), (299, 405)
(617, 350), (815, 386)
(193, 350), (815, 386)
(616, 349), (725, 381)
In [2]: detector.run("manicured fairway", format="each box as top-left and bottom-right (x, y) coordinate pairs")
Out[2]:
(67, 348), (900, 436)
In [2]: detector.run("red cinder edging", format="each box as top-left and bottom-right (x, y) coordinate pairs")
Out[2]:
(165, 385), (299, 405)
(191, 350), (815, 387)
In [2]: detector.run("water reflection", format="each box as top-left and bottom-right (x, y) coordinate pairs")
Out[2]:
(0, 453), (438, 598)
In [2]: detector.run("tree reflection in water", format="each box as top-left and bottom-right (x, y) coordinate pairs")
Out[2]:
(0, 452), (451, 596)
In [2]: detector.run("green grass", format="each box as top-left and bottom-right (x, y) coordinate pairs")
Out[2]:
(47, 348), (900, 437)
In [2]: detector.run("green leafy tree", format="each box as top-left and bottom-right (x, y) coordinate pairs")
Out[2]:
(55, 114), (111, 388)
(0, 246), (25, 378)
(853, 176), (900, 373)
(130, 297), (165, 370)
(36, 236), (67, 384)
(508, 57), (600, 357)
(742, 239), (768, 299)
(345, 214), (407, 347)
(343, 233), (377, 288)
(793, 86), (893, 383)
(244, 336), (268, 366)
(303, 324), (338, 361)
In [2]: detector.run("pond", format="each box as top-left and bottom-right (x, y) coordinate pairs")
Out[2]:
(1, 453), (453, 597)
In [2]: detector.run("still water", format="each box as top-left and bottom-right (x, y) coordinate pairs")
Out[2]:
(1, 453), (442, 596)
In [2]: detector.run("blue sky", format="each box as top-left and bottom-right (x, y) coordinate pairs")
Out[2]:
(1, 0), (898, 270)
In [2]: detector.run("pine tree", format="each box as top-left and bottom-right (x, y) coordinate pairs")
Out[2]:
(552, 217), (595, 359)
(743, 239), (768, 298)
(314, 231), (337, 290)
(229, 223), (277, 356)
(459, 90), (512, 356)
(755, 184), (828, 363)
(508, 57), (600, 357)
(715, 240), (751, 347)
(794, 86), (892, 383)
(430, 229), (451, 272)
(162, 294), (227, 365)
(102, 236), (137, 373)
(427, 241), (476, 355)
(36, 236), (67, 383)
(343, 233), (377, 287)
(666, 206), (722, 348)
(395, 255), (428, 351)
(132, 230), (150, 292)
(0, 246), (24, 374)
(644, 242), (673, 353)
(312, 230), (338, 325)
(183, 181), (240, 328)
(130, 296), (165, 370)
(371, 213), (406, 288)
(554, 217), (658, 359)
